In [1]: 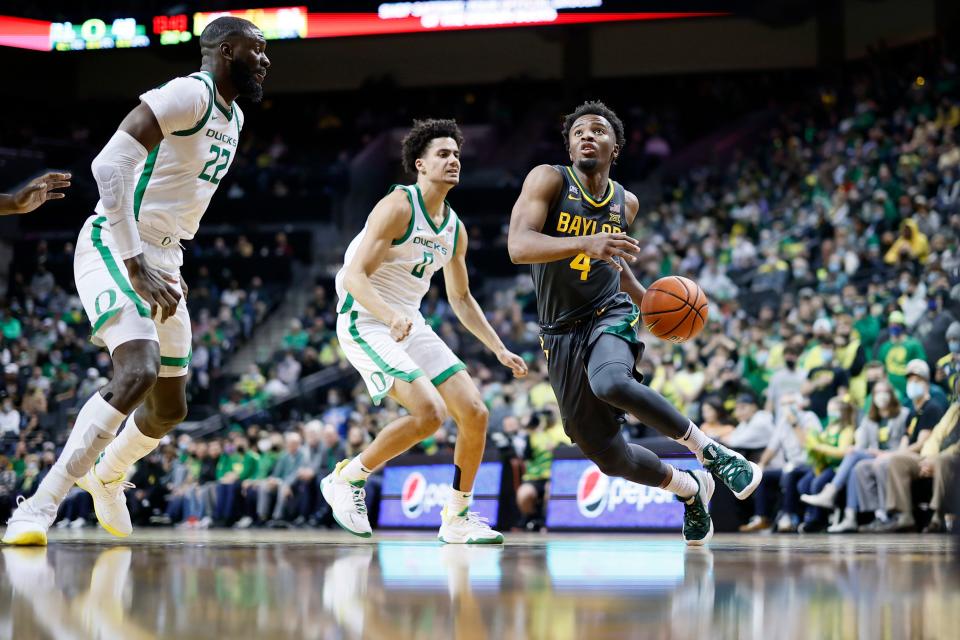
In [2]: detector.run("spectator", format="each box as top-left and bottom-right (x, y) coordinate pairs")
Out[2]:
(802, 345), (850, 422)
(235, 434), (280, 529)
(516, 408), (569, 530)
(213, 435), (258, 525)
(884, 218), (929, 265)
(879, 360), (949, 531)
(920, 376), (959, 533)
(257, 431), (308, 526)
(876, 311), (927, 397)
(765, 344), (806, 421)
(722, 393), (774, 452)
(743, 393), (820, 533)
(0, 394), (20, 438)
(698, 397), (734, 441)
(935, 321), (960, 394)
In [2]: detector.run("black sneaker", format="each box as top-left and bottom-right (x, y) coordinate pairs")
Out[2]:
(701, 443), (762, 500)
(680, 470), (715, 546)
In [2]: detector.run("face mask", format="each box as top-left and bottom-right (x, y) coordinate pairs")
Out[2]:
(949, 340), (960, 353)
(874, 392), (891, 409)
(258, 438), (272, 453)
(890, 326), (904, 338)
(928, 300), (938, 311)
(854, 306), (866, 316)
(785, 358), (797, 370)
(821, 349), (834, 363)
(827, 412), (841, 423)
(906, 381), (926, 401)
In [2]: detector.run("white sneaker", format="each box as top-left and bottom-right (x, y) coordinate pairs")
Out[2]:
(801, 483), (837, 509)
(69, 518), (88, 529)
(438, 507), (504, 544)
(234, 516), (253, 529)
(75, 468), (134, 538)
(2, 496), (58, 546)
(320, 460), (372, 538)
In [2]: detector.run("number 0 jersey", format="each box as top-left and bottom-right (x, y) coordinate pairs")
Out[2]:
(94, 71), (244, 246)
(532, 165), (628, 327)
(335, 184), (461, 316)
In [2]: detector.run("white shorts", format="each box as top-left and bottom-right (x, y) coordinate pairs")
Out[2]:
(336, 307), (465, 404)
(74, 214), (192, 378)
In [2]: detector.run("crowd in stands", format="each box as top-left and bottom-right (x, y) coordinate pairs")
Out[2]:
(1, 43), (959, 533)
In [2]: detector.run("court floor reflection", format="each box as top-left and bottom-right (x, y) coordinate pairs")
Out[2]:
(0, 531), (955, 640)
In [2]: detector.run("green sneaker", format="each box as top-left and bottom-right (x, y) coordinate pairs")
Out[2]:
(701, 443), (762, 500)
(681, 470), (714, 546)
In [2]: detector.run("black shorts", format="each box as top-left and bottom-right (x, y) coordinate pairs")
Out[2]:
(539, 293), (645, 455)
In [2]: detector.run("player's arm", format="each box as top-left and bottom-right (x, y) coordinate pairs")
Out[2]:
(0, 173), (71, 215)
(618, 189), (646, 305)
(507, 164), (640, 269)
(444, 222), (527, 378)
(342, 190), (418, 341)
(91, 101), (180, 321)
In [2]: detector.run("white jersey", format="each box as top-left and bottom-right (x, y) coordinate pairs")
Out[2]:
(94, 71), (244, 246)
(335, 184), (461, 317)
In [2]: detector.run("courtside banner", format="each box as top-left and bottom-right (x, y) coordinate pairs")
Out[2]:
(546, 457), (701, 530)
(379, 461), (503, 528)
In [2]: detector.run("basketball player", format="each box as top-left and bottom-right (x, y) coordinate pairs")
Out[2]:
(322, 119), (528, 543)
(0, 172), (71, 215)
(3, 17), (269, 545)
(507, 101), (761, 545)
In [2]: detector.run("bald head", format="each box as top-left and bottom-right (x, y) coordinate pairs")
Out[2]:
(198, 16), (270, 103)
(199, 17), (258, 51)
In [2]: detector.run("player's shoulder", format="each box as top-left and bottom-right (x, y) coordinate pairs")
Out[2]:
(622, 187), (640, 222)
(152, 73), (212, 97)
(522, 164), (565, 194)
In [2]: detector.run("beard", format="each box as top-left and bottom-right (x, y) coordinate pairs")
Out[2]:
(230, 57), (263, 103)
(575, 157), (599, 172)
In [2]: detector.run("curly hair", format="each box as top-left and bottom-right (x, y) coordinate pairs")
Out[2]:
(400, 119), (464, 175)
(561, 101), (626, 151)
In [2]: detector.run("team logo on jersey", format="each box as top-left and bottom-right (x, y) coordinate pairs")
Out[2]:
(567, 185), (581, 201)
(608, 213), (622, 224)
(576, 464), (610, 518)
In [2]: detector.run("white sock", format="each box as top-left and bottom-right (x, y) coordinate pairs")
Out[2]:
(676, 422), (715, 458)
(96, 413), (160, 483)
(33, 393), (126, 506)
(662, 465), (698, 501)
(447, 490), (472, 516)
(341, 457), (372, 484)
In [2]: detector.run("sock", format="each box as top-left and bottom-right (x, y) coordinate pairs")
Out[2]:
(341, 457), (372, 484)
(661, 466), (698, 500)
(96, 412), (160, 483)
(676, 422), (714, 458)
(447, 490), (472, 516)
(33, 392), (126, 506)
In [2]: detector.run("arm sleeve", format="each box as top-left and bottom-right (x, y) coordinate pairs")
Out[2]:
(91, 130), (148, 259)
(139, 76), (210, 137)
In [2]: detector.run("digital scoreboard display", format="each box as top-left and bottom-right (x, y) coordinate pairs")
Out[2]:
(49, 18), (149, 51)
(193, 7), (308, 41)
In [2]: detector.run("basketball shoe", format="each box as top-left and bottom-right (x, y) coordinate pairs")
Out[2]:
(75, 467), (134, 537)
(2, 496), (58, 546)
(680, 470), (714, 546)
(700, 443), (762, 500)
(438, 507), (504, 544)
(320, 460), (373, 538)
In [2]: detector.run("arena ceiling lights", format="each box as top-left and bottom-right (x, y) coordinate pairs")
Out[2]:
(0, 1), (729, 52)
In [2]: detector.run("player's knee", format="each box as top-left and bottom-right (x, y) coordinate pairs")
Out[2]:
(113, 362), (160, 401)
(145, 397), (188, 428)
(412, 399), (447, 438)
(589, 366), (633, 407)
(459, 399), (489, 431)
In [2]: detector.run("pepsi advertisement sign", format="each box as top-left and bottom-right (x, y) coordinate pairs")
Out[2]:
(546, 457), (701, 530)
(379, 461), (503, 528)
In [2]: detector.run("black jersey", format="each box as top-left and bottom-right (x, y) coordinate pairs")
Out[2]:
(531, 165), (628, 327)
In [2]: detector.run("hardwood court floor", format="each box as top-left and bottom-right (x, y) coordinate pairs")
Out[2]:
(0, 529), (956, 640)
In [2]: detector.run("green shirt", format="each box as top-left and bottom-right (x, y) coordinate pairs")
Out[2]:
(215, 452), (242, 480)
(877, 337), (927, 397)
(1, 317), (21, 340)
(253, 450), (278, 480)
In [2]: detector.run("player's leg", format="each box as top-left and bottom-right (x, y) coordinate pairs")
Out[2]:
(3, 339), (159, 545)
(586, 333), (761, 500)
(75, 279), (191, 538)
(433, 370), (503, 543)
(322, 376), (445, 537)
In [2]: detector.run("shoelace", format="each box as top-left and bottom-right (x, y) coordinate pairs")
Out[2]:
(351, 486), (367, 515)
(103, 479), (135, 500)
(10, 496), (57, 524)
(684, 499), (710, 536)
(460, 511), (492, 528)
(707, 448), (744, 485)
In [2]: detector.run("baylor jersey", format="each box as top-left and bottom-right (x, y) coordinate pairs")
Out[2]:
(532, 165), (628, 326)
(335, 184), (461, 316)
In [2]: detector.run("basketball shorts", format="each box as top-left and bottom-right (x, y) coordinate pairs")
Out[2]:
(74, 214), (192, 378)
(336, 304), (466, 404)
(539, 293), (645, 455)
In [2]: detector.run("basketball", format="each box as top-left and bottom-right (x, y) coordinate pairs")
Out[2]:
(640, 276), (708, 343)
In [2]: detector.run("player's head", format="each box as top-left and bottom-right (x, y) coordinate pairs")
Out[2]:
(401, 119), (464, 186)
(200, 17), (270, 102)
(562, 101), (625, 173)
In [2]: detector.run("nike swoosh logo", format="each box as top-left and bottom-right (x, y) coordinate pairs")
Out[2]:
(567, 194), (581, 201)
(416, 225), (424, 231)
(596, 307), (606, 316)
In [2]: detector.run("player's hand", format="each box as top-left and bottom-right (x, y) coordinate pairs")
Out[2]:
(497, 349), (528, 378)
(389, 313), (413, 342)
(6, 172), (71, 214)
(580, 233), (641, 271)
(125, 254), (181, 323)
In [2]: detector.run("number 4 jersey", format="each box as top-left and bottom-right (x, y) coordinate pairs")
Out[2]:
(93, 71), (244, 246)
(335, 184), (461, 318)
(531, 165), (627, 328)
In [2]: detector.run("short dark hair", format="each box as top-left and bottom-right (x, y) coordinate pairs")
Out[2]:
(200, 17), (258, 49)
(400, 119), (463, 175)
(561, 100), (626, 150)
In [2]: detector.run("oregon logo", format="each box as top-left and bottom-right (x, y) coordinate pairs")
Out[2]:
(576, 464), (610, 518)
(401, 472), (427, 518)
(94, 289), (117, 316)
(370, 372), (387, 394)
